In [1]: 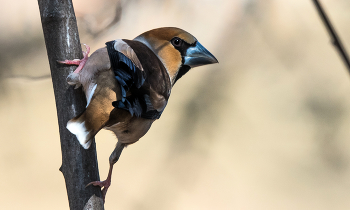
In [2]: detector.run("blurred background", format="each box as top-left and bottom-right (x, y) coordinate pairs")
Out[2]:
(1, 0), (350, 209)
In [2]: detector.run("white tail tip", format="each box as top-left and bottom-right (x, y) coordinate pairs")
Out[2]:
(66, 120), (91, 149)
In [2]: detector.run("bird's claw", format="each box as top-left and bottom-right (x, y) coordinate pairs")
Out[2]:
(57, 44), (90, 74)
(57, 59), (82, 65)
(86, 180), (108, 188)
(86, 180), (111, 202)
(82, 44), (90, 57)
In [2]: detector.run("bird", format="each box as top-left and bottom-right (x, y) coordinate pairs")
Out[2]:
(59, 27), (218, 200)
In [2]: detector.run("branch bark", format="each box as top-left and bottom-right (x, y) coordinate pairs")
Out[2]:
(312, 0), (350, 72)
(37, 0), (104, 209)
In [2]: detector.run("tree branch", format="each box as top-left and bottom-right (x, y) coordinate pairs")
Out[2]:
(37, 0), (104, 209)
(312, 0), (350, 72)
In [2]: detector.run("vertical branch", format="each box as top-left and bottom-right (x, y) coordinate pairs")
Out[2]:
(37, 0), (104, 209)
(312, 0), (350, 72)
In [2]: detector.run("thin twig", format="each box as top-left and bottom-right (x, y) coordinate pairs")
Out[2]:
(312, 0), (350, 72)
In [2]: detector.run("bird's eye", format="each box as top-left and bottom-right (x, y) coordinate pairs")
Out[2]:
(172, 38), (182, 47)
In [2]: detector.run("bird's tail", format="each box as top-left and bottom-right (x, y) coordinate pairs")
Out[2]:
(66, 112), (97, 149)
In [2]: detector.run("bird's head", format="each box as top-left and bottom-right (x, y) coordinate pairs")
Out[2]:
(134, 27), (218, 84)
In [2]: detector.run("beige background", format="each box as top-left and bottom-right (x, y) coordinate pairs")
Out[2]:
(1, 0), (350, 209)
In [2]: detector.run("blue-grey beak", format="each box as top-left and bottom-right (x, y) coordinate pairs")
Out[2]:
(183, 41), (218, 68)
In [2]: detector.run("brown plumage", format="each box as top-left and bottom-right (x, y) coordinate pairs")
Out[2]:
(60, 27), (218, 200)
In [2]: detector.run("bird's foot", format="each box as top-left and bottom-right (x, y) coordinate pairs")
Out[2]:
(57, 58), (82, 65)
(57, 44), (90, 74)
(86, 179), (111, 202)
(58, 44), (90, 88)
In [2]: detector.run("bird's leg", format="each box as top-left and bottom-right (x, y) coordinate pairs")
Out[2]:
(87, 163), (114, 200)
(58, 44), (90, 73)
(86, 142), (125, 201)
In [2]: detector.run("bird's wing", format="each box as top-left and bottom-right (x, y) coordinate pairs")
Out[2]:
(106, 39), (146, 92)
(106, 39), (149, 117)
(112, 39), (144, 72)
(122, 39), (172, 115)
(106, 39), (171, 119)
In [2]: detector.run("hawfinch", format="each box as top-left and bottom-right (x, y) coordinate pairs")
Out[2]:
(59, 27), (218, 200)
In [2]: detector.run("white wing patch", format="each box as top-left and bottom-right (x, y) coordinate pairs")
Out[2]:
(66, 120), (91, 149)
(86, 83), (97, 108)
(113, 39), (144, 71)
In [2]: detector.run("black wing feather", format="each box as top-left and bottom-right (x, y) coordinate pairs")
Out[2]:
(106, 40), (150, 117)
(106, 40), (168, 120)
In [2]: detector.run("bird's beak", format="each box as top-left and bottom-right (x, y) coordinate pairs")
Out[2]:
(183, 41), (218, 68)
